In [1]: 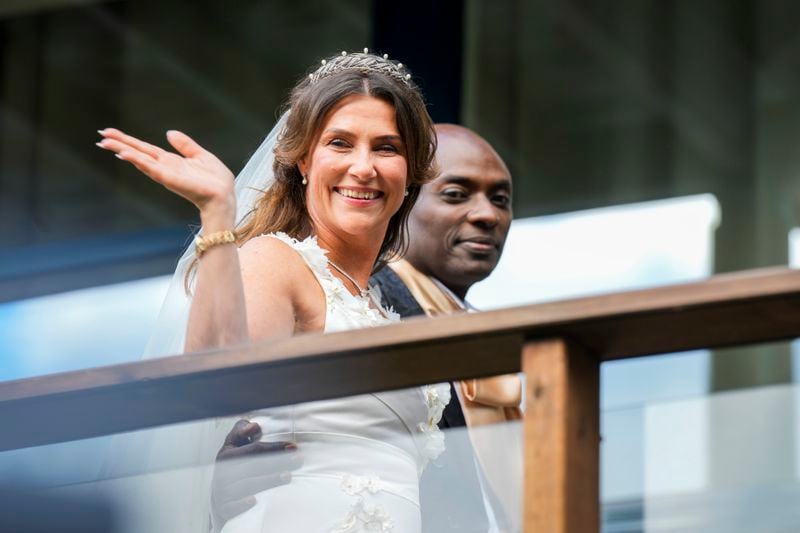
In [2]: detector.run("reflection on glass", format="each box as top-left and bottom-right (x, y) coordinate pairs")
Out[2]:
(0, 398), (524, 533)
(0, 276), (170, 381)
(602, 380), (800, 532)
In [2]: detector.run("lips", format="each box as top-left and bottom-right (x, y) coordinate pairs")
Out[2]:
(334, 187), (384, 200)
(457, 235), (498, 254)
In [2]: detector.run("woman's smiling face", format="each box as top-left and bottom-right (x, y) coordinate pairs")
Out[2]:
(299, 94), (408, 244)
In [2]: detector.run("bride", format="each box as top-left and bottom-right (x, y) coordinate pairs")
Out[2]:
(97, 51), (448, 532)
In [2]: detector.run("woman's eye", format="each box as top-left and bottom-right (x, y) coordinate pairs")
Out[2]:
(329, 138), (350, 148)
(376, 144), (399, 153)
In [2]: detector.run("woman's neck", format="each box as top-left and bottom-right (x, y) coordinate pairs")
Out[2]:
(314, 226), (383, 289)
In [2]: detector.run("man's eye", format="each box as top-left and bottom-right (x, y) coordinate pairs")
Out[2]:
(441, 188), (468, 200)
(493, 194), (511, 207)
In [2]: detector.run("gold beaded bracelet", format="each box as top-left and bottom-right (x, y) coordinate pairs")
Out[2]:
(194, 230), (236, 258)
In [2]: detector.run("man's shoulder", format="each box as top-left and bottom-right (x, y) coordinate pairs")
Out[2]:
(371, 267), (426, 319)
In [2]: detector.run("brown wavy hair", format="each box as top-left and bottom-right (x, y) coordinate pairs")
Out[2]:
(186, 57), (438, 291)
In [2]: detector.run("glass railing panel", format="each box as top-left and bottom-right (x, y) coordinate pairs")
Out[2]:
(0, 377), (525, 533)
(601, 379), (800, 532)
(425, 420), (523, 533)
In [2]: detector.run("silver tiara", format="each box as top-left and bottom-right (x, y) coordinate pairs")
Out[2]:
(308, 48), (412, 86)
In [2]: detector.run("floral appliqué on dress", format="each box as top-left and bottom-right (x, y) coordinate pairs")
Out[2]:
(265, 233), (449, 532)
(331, 475), (394, 533)
(269, 232), (399, 326)
(418, 384), (450, 466)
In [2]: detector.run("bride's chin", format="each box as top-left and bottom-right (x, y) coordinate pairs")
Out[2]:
(340, 224), (386, 239)
(335, 210), (389, 226)
(333, 219), (389, 239)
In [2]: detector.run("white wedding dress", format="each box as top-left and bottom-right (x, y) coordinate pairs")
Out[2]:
(220, 233), (450, 533)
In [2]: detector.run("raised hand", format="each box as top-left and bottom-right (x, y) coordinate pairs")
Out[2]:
(96, 128), (236, 222)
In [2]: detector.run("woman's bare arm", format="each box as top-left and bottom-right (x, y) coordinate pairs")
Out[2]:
(185, 224), (249, 352)
(237, 236), (308, 344)
(96, 128), (297, 352)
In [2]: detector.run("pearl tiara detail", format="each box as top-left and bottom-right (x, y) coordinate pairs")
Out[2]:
(308, 48), (413, 86)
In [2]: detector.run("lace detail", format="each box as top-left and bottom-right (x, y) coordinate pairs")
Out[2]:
(266, 232), (399, 327)
(332, 475), (394, 532)
(341, 474), (383, 496)
(418, 384), (451, 464)
(366, 283), (398, 318)
(268, 232), (330, 274)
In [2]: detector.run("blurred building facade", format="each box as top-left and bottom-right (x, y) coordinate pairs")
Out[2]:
(2, 1), (800, 530)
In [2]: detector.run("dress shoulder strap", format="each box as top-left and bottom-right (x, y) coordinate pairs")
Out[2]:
(263, 232), (399, 324)
(263, 232), (332, 282)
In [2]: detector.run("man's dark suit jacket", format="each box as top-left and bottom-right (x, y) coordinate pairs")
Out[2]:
(371, 267), (491, 533)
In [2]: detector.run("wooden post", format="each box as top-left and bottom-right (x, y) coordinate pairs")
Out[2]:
(522, 338), (600, 532)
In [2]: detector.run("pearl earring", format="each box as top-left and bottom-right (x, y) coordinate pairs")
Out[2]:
(302, 175), (308, 185)
(404, 188), (409, 197)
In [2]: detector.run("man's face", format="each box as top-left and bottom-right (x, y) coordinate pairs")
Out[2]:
(405, 129), (512, 296)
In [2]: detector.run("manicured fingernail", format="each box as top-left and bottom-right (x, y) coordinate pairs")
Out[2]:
(95, 141), (105, 148)
(97, 129), (107, 135)
(115, 154), (124, 160)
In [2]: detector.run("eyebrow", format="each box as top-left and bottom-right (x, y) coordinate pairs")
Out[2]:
(324, 128), (403, 143)
(439, 174), (512, 190)
(375, 135), (404, 143)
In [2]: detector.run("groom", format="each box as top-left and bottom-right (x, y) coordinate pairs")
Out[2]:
(211, 125), (518, 532)
(372, 124), (518, 532)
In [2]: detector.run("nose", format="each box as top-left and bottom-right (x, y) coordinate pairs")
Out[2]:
(348, 146), (378, 181)
(467, 194), (499, 228)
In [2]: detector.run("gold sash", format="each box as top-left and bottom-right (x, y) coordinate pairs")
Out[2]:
(388, 259), (522, 526)
(387, 258), (522, 423)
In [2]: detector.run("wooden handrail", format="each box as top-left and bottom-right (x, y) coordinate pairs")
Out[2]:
(1, 266), (799, 451)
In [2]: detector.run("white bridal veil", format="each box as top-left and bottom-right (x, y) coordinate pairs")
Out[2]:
(101, 113), (289, 533)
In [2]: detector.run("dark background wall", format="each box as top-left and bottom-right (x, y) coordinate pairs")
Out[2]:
(1, 0), (798, 389)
